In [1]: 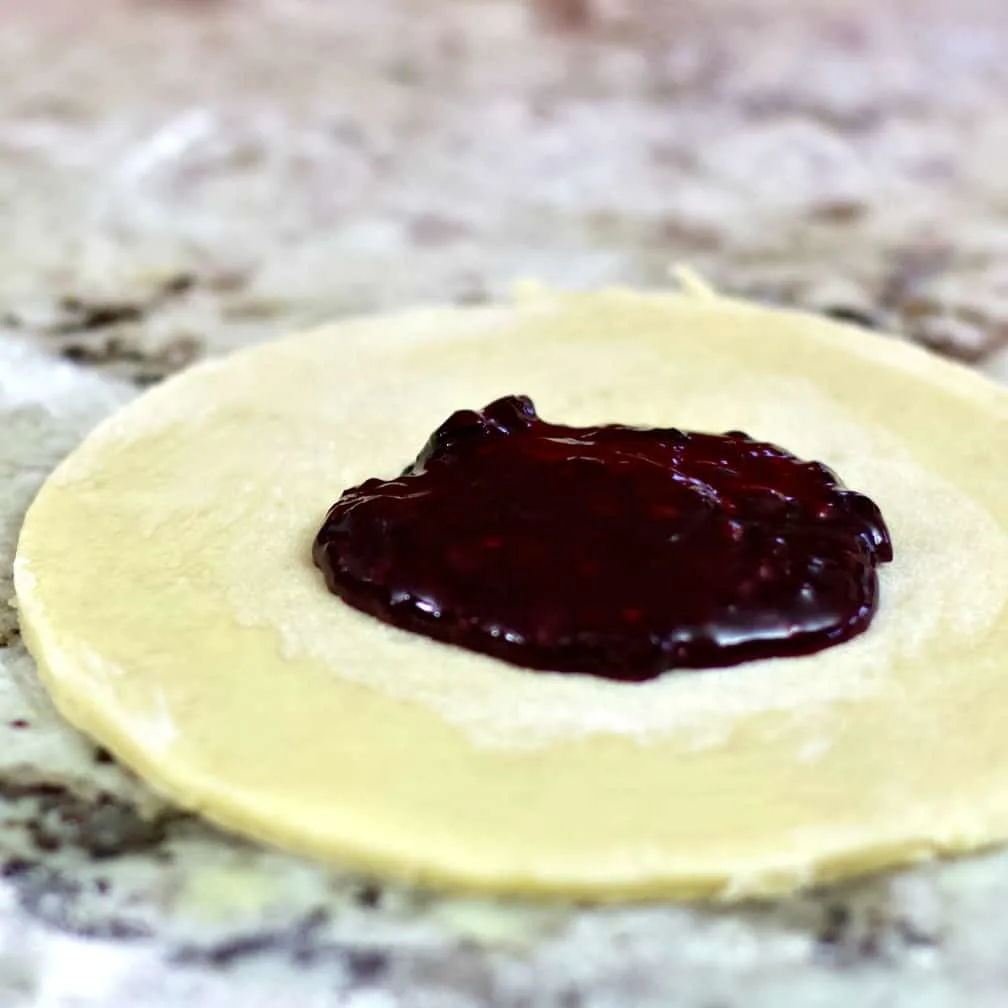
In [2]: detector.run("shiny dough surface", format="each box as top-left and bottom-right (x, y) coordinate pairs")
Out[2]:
(14, 288), (1008, 900)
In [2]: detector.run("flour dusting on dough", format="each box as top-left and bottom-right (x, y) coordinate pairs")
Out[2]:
(221, 376), (1007, 751)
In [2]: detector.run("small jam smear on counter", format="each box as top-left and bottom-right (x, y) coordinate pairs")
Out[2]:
(313, 396), (892, 681)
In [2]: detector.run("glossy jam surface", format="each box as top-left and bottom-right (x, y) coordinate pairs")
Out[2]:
(313, 396), (893, 680)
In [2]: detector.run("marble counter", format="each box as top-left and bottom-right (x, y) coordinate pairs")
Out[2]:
(2, 2), (1008, 1004)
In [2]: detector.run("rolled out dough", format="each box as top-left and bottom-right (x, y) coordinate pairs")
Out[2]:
(14, 288), (1008, 900)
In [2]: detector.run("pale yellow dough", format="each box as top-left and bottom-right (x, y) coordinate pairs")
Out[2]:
(14, 288), (1008, 901)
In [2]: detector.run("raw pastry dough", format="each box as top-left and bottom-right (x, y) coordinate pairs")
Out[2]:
(14, 288), (1008, 900)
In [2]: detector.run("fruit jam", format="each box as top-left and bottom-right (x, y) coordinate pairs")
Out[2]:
(313, 396), (892, 681)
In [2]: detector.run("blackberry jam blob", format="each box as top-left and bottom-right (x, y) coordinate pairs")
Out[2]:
(313, 395), (892, 680)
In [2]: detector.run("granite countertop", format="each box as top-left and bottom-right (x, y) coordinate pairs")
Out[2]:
(2, 1), (1008, 1005)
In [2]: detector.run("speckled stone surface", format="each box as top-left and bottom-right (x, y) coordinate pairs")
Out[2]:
(2, 1), (1008, 1005)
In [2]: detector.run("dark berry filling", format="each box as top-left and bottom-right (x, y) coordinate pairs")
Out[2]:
(313, 396), (892, 681)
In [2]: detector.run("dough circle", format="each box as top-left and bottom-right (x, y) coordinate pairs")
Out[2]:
(14, 288), (1008, 901)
